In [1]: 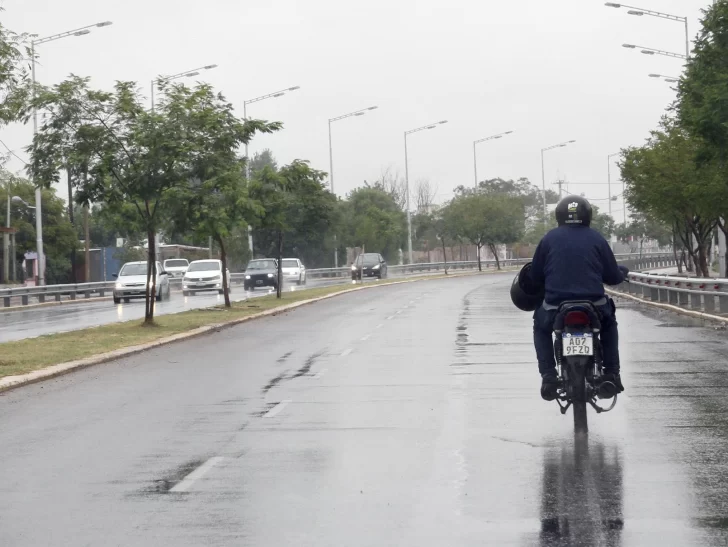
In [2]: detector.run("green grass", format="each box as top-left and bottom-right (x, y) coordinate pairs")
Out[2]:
(0, 273), (475, 379)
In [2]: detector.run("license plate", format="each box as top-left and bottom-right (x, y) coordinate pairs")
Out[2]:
(562, 333), (594, 356)
(256, 280), (263, 285)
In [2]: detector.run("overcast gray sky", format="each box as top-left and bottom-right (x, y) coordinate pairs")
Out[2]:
(1, 0), (710, 219)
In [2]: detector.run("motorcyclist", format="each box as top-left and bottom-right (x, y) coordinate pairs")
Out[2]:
(528, 195), (627, 401)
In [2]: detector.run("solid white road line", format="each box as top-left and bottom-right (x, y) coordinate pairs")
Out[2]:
(341, 348), (352, 357)
(170, 457), (226, 493)
(360, 334), (371, 341)
(375, 323), (383, 329)
(263, 399), (292, 418)
(313, 368), (328, 379)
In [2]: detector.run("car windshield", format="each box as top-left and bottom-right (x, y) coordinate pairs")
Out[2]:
(282, 260), (299, 268)
(119, 263), (148, 276)
(165, 259), (188, 268)
(187, 261), (221, 272)
(357, 254), (380, 266)
(247, 260), (276, 270)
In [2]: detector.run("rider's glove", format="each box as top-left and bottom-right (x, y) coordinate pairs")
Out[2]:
(618, 265), (630, 281)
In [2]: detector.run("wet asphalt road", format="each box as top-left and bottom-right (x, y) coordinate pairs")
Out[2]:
(1, 272), (728, 545)
(0, 276), (351, 343)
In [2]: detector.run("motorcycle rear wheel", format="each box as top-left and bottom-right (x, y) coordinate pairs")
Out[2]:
(569, 364), (588, 434)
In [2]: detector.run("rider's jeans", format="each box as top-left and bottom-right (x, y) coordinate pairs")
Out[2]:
(533, 300), (620, 376)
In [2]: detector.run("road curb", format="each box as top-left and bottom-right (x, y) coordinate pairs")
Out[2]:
(0, 270), (501, 394)
(606, 287), (728, 324)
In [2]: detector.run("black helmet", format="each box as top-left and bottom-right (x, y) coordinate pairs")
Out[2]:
(510, 262), (544, 312)
(555, 195), (592, 227)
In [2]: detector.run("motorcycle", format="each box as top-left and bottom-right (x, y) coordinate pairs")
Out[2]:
(552, 301), (618, 432)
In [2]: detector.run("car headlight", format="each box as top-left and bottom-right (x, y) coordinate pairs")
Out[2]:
(115, 282), (122, 289)
(351, 265), (357, 271)
(267, 273), (274, 278)
(245, 275), (251, 280)
(373, 264), (380, 269)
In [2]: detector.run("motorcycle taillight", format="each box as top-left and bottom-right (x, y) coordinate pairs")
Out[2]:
(565, 311), (590, 326)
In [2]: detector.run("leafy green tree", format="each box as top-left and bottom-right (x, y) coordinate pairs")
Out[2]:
(0, 15), (32, 126)
(677, 1), (728, 275)
(620, 118), (717, 276)
(590, 205), (616, 240)
(29, 77), (278, 322)
(0, 173), (76, 283)
(251, 161), (339, 269)
(341, 186), (406, 263)
(445, 193), (524, 270)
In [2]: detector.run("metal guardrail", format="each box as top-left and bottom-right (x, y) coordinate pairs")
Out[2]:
(0, 251), (674, 308)
(615, 271), (728, 316)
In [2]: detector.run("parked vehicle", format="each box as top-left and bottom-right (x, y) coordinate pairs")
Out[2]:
(163, 258), (189, 279)
(243, 259), (279, 290)
(183, 259), (230, 296)
(281, 258), (306, 285)
(113, 261), (170, 304)
(351, 253), (387, 280)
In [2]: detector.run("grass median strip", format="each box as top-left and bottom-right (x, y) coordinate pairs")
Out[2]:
(0, 271), (498, 380)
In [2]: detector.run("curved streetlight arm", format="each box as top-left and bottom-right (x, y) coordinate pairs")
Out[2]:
(605, 3), (685, 22)
(542, 140), (575, 153)
(329, 106), (378, 124)
(474, 130), (514, 145)
(244, 86), (301, 106)
(156, 64), (218, 83)
(405, 120), (448, 135)
(32, 21), (113, 45)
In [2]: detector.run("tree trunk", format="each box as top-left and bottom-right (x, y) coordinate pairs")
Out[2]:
(276, 230), (283, 299)
(476, 243), (482, 272)
(216, 234), (231, 307)
(144, 227), (157, 324)
(697, 242), (710, 278)
(489, 243), (501, 270)
(441, 238), (448, 275)
(672, 228), (682, 274)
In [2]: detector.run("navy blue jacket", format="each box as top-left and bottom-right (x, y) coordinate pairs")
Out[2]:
(529, 225), (625, 306)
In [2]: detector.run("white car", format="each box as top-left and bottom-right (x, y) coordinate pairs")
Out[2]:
(163, 258), (189, 279)
(281, 258), (306, 285)
(183, 259), (231, 296)
(113, 260), (171, 304)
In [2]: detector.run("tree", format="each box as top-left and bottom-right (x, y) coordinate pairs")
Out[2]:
(0, 14), (32, 126)
(29, 77), (279, 322)
(0, 172), (76, 284)
(414, 178), (438, 213)
(590, 205), (616, 240)
(620, 118), (717, 276)
(251, 161), (339, 269)
(249, 149), (278, 175)
(677, 1), (728, 276)
(341, 186), (406, 263)
(370, 166), (407, 211)
(445, 193), (525, 270)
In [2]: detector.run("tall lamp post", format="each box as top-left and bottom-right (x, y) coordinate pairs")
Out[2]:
(605, 3), (690, 59)
(328, 106), (378, 267)
(607, 152), (620, 218)
(473, 131), (514, 188)
(31, 20), (113, 286)
(541, 140), (576, 225)
(243, 86), (301, 256)
(404, 120), (448, 265)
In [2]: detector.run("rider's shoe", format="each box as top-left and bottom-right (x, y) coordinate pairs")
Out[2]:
(600, 372), (625, 395)
(540, 372), (559, 401)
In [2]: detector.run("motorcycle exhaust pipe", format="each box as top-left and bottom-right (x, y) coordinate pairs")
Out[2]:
(597, 381), (617, 400)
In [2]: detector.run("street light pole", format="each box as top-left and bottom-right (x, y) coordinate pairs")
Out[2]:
(473, 131), (514, 188)
(30, 20), (113, 286)
(607, 152), (619, 217)
(606, 3), (690, 59)
(328, 106), (378, 267)
(404, 120), (448, 265)
(242, 86), (301, 257)
(541, 140), (576, 226)
(621, 43), (687, 60)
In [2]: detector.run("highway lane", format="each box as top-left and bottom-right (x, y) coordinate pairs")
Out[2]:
(2, 272), (728, 545)
(0, 275), (349, 343)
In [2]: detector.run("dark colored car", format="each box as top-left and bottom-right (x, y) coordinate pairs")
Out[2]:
(351, 253), (387, 280)
(244, 259), (279, 290)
